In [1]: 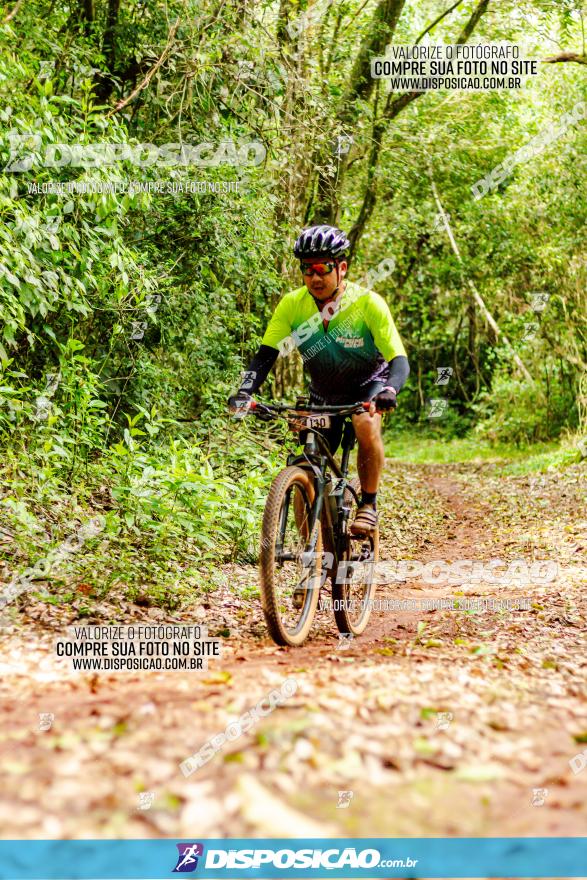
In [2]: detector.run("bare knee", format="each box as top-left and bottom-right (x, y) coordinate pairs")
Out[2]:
(353, 413), (382, 446)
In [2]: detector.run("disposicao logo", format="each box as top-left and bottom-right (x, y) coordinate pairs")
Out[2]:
(203, 847), (383, 870)
(173, 843), (205, 872)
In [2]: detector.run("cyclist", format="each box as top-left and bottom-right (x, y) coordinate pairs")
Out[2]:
(228, 224), (410, 535)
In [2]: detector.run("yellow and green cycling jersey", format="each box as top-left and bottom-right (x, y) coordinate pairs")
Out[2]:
(262, 281), (406, 400)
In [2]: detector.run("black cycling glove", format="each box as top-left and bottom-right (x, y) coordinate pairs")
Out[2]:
(227, 390), (252, 417)
(374, 387), (397, 411)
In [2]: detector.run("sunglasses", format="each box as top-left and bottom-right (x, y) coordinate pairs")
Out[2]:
(300, 261), (337, 277)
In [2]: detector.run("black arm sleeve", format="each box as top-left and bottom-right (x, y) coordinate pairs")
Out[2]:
(239, 344), (280, 395)
(382, 355), (410, 393)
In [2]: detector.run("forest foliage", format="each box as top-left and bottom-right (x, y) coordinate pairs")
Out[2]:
(0, 0), (585, 599)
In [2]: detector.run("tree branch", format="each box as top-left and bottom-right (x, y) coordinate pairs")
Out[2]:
(340, 0), (407, 125)
(311, 0), (491, 226)
(107, 17), (181, 116)
(543, 52), (587, 66)
(540, 329), (587, 372)
(414, 0), (464, 45)
(428, 163), (535, 385)
(458, 0), (490, 42)
(383, 0), (490, 120)
(346, 0), (492, 251)
(3, 0), (25, 23)
(310, 0), (407, 222)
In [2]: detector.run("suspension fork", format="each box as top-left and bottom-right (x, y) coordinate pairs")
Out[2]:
(305, 470), (325, 557)
(295, 431), (326, 558)
(276, 463), (324, 566)
(275, 489), (292, 561)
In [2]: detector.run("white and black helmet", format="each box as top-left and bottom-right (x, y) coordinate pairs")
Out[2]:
(293, 225), (350, 260)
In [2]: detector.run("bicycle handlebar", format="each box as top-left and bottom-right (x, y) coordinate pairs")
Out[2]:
(249, 400), (375, 417)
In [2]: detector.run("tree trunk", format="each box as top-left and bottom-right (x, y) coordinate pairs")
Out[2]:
(310, 0), (407, 223)
(94, 0), (121, 100)
(80, 0), (94, 33)
(310, 0), (491, 236)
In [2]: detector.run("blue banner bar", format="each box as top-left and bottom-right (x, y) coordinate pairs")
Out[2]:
(0, 838), (585, 879)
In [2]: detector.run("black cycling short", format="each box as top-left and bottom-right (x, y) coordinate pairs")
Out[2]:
(299, 379), (385, 454)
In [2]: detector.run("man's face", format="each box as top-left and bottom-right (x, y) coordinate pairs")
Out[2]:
(301, 256), (347, 300)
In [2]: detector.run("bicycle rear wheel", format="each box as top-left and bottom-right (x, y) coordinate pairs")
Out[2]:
(260, 466), (323, 646)
(332, 478), (378, 636)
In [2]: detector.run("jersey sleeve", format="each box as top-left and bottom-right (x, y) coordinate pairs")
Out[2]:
(362, 292), (407, 361)
(261, 294), (295, 351)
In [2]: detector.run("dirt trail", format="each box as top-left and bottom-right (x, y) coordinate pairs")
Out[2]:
(0, 461), (585, 840)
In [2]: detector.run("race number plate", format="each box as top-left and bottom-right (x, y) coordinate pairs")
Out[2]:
(299, 414), (331, 429)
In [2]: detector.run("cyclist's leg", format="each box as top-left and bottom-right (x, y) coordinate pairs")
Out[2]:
(353, 413), (384, 492)
(352, 380), (385, 490)
(350, 381), (385, 534)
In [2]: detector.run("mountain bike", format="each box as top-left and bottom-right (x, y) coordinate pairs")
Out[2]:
(245, 398), (380, 647)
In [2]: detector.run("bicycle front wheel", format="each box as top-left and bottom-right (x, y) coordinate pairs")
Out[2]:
(260, 466), (323, 646)
(332, 478), (379, 636)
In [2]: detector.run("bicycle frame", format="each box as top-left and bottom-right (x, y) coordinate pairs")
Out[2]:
(285, 419), (360, 577)
(246, 398), (371, 583)
(249, 398), (379, 643)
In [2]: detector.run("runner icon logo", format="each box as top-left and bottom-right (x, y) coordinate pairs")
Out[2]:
(337, 790), (354, 808)
(435, 367), (453, 385)
(531, 788), (548, 806)
(435, 711), (453, 731)
(173, 843), (204, 873)
(137, 791), (155, 810)
(38, 713), (54, 731)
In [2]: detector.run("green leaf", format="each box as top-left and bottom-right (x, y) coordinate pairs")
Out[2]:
(3, 270), (20, 288)
(420, 707), (438, 720)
